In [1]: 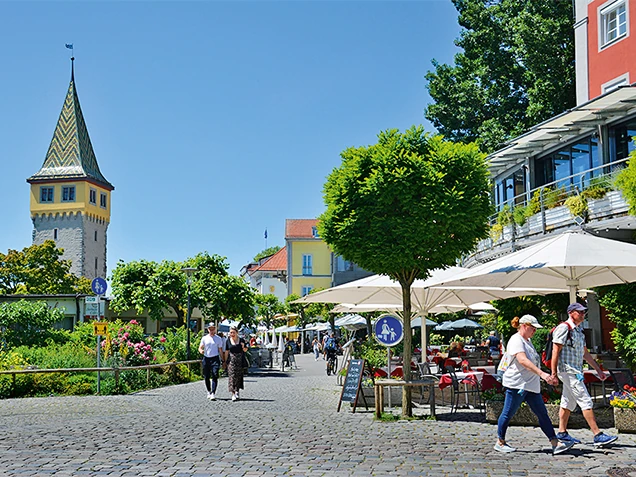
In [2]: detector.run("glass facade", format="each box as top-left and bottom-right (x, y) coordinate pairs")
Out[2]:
(534, 136), (600, 190)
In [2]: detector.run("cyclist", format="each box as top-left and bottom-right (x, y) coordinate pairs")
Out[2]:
(324, 332), (340, 375)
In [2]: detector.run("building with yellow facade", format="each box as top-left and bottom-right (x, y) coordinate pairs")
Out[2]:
(285, 219), (332, 296)
(26, 59), (113, 280)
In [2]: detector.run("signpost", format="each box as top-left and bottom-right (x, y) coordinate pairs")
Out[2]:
(373, 314), (404, 408)
(90, 278), (108, 394)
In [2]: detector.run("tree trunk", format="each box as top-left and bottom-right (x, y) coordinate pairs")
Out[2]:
(401, 281), (413, 417)
(366, 315), (373, 342)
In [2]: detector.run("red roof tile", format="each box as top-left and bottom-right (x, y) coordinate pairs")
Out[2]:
(253, 246), (287, 273)
(285, 219), (318, 238)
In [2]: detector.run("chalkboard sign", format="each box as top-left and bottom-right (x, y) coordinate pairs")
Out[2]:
(337, 359), (367, 412)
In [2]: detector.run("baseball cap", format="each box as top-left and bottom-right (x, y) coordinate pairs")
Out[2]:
(519, 314), (543, 328)
(567, 303), (587, 313)
(206, 322), (216, 329)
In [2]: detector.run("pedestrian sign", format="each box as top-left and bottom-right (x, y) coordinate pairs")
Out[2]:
(373, 314), (404, 347)
(93, 322), (108, 336)
(91, 277), (108, 296)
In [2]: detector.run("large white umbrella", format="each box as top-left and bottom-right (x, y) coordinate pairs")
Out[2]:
(294, 267), (564, 360)
(435, 232), (636, 302)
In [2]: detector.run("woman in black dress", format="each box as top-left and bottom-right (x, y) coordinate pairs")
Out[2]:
(224, 327), (248, 401)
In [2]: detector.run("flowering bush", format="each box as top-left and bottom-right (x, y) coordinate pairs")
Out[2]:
(103, 320), (155, 367)
(609, 384), (636, 408)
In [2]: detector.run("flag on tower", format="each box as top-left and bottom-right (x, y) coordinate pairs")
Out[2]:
(65, 44), (73, 49)
(264, 228), (268, 239)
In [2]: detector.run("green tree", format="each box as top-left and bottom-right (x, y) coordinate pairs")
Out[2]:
(615, 146), (636, 215)
(253, 246), (282, 263)
(0, 241), (91, 295)
(319, 127), (492, 416)
(110, 259), (188, 326)
(0, 300), (65, 348)
(597, 284), (636, 371)
(256, 294), (286, 327)
(286, 290), (335, 329)
(425, 0), (575, 153)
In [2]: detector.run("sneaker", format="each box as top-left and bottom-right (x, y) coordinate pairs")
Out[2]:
(236, 391), (240, 399)
(207, 392), (213, 400)
(593, 432), (618, 447)
(493, 442), (516, 453)
(231, 393), (237, 402)
(553, 440), (575, 455)
(209, 392), (216, 401)
(556, 432), (581, 444)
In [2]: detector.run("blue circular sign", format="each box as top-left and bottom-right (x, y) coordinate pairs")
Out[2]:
(91, 277), (108, 296)
(373, 314), (404, 347)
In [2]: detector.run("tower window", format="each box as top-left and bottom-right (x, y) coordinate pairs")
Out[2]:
(94, 230), (98, 241)
(53, 228), (58, 240)
(100, 193), (107, 208)
(89, 188), (97, 205)
(62, 186), (75, 202)
(95, 257), (98, 275)
(40, 187), (54, 203)
(601, 1), (628, 47)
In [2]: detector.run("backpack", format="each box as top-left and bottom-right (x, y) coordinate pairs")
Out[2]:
(325, 337), (336, 350)
(541, 321), (574, 368)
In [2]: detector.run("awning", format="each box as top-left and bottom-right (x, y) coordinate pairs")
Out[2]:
(488, 85), (636, 177)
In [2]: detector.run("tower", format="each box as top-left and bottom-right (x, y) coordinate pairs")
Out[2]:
(26, 59), (114, 280)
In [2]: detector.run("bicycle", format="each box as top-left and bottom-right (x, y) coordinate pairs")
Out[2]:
(326, 350), (338, 376)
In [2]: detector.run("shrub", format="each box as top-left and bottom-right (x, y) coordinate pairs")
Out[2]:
(564, 194), (587, 218)
(597, 283), (636, 371)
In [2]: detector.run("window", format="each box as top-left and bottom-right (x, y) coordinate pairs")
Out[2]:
(95, 257), (98, 275)
(494, 168), (525, 210)
(534, 136), (601, 190)
(311, 226), (319, 238)
(39, 187), (54, 203)
(94, 230), (98, 241)
(100, 192), (107, 208)
(302, 254), (313, 275)
(609, 118), (636, 164)
(602, 74), (629, 93)
(336, 256), (353, 272)
(301, 285), (313, 297)
(601, 1), (627, 47)
(62, 186), (75, 202)
(53, 228), (58, 240)
(89, 188), (97, 205)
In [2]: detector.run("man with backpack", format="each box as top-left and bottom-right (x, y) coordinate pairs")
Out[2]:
(550, 303), (618, 447)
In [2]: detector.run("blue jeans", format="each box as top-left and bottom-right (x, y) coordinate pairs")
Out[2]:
(497, 388), (556, 442)
(202, 356), (221, 393)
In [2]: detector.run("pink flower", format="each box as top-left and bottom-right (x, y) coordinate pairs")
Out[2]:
(130, 320), (139, 325)
(160, 336), (166, 343)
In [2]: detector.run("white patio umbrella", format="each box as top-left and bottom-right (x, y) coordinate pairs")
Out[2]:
(270, 330), (278, 349)
(435, 231), (636, 303)
(294, 267), (564, 361)
(410, 316), (438, 328)
(263, 330), (270, 346)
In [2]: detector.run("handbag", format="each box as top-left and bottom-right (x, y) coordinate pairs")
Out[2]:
(496, 352), (515, 382)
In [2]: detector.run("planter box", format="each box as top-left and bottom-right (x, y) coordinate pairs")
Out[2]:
(485, 400), (614, 429)
(614, 408), (636, 434)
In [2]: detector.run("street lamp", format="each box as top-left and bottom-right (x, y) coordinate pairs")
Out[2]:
(181, 267), (198, 360)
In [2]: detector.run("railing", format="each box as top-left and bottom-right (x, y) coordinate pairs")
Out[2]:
(0, 359), (201, 397)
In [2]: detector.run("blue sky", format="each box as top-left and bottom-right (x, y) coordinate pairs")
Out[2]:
(0, 0), (461, 277)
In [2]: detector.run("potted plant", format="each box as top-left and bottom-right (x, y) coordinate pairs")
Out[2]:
(609, 384), (636, 433)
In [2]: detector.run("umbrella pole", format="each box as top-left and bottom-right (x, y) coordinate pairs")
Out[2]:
(420, 310), (428, 364)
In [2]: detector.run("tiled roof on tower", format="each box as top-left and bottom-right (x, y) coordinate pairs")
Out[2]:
(27, 59), (113, 190)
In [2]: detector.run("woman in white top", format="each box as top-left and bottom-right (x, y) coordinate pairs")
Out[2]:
(494, 315), (574, 456)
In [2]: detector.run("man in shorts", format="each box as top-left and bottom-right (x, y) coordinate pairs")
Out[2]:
(550, 303), (617, 447)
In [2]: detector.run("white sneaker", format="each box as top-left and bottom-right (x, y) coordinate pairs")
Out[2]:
(207, 392), (213, 400)
(209, 392), (216, 401)
(236, 391), (240, 399)
(493, 442), (516, 453)
(231, 393), (237, 401)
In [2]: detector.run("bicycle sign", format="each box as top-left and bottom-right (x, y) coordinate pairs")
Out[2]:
(373, 314), (403, 347)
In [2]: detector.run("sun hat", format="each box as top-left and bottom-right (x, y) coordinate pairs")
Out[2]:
(519, 314), (543, 328)
(567, 303), (587, 313)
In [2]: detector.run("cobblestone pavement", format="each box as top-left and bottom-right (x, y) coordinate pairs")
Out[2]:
(0, 353), (634, 476)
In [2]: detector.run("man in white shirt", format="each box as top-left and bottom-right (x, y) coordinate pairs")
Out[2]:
(198, 323), (225, 400)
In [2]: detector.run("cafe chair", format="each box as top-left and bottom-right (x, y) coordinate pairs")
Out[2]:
(608, 368), (636, 392)
(416, 362), (439, 405)
(445, 367), (483, 414)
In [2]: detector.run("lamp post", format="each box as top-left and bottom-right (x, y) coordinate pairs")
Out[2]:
(181, 267), (198, 361)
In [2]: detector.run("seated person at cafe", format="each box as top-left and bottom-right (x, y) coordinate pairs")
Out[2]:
(447, 342), (464, 358)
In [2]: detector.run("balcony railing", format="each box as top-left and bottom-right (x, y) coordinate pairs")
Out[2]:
(467, 159), (631, 264)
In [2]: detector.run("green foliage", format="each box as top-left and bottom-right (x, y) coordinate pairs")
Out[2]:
(581, 176), (612, 200)
(564, 194), (587, 218)
(253, 246), (282, 263)
(353, 340), (388, 370)
(543, 186), (567, 209)
(615, 147), (636, 216)
(424, 0), (575, 153)
(0, 240), (90, 295)
(597, 283), (636, 371)
(257, 294), (286, 326)
(512, 206), (527, 226)
(0, 300), (65, 349)
(428, 333), (444, 345)
(491, 295), (565, 341)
